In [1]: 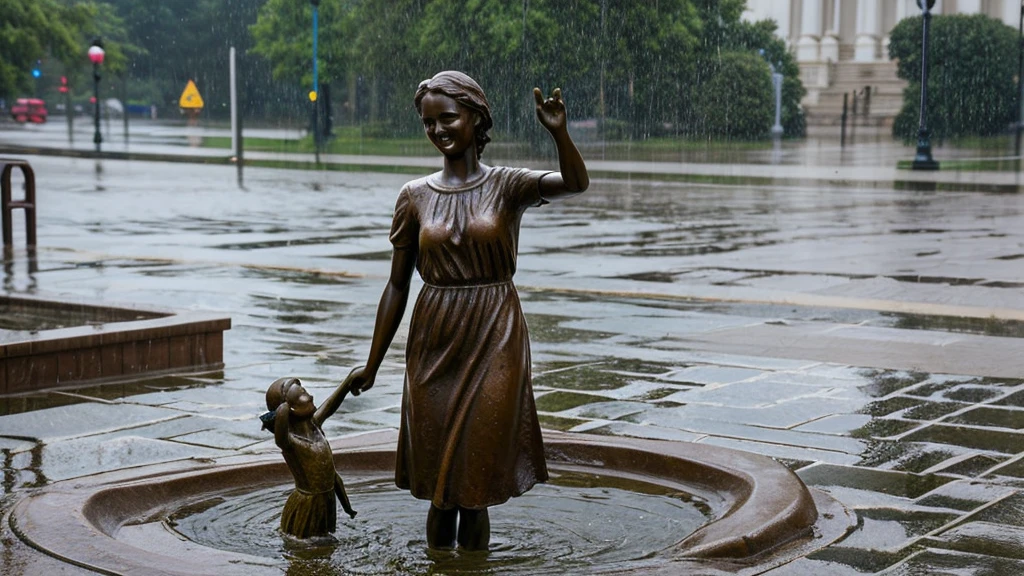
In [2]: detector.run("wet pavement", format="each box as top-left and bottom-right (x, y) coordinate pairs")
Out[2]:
(5, 118), (1024, 189)
(0, 139), (1022, 574)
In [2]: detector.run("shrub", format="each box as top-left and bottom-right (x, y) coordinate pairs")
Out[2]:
(693, 51), (774, 139)
(889, 14), (1018, 141)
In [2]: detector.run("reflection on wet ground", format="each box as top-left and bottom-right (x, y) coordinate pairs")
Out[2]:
(1, 155), (1023, 574)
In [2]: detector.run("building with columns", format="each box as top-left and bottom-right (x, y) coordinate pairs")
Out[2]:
(743, 0), (1022, 126)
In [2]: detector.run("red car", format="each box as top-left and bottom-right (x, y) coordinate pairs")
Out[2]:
(10, 98), (47, 123)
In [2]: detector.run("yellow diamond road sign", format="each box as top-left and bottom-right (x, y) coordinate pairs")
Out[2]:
(179, 80), (204, 109)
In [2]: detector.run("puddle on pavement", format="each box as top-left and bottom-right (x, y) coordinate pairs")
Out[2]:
(839, 507), (958, 551)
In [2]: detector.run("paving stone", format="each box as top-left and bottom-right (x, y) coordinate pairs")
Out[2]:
(582, 421), (705, 443)
(168, 418), (268, 450)
(0, 402), (186, 442)
(0, 437), (35, 452)
(797, 464), (955, 499)
(662, 365), (766, 385)
(560, 313), (760, 339)
(902, 424), (1024, 454)
(857, 440), (974, 474)
(671, 397), (865, 430)
(849, 418), (923, 440)
(36, 435), (227, 481)
(886, 548), (1024, 576)
(564, 400), (648, 421)
(961, 493), (1024, 528)
(767, 557), (873, 575)
(837, 508), (958, 552)
(636, 413), (865, 454)
(917, 480), (1017, 517)
(926, 521), (1024, 560)
(949, 406), (1024, 430)
(859, 396), (928, 417)
(696, 436), (861, 466)
(805, 546), (913, 573)
(795, 414), (874, 435)
(661, 379), (834, 408)
(535, 391), (608, 413)
(938, 454), (1008, 478)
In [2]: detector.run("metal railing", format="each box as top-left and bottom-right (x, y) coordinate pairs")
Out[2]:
(1, 159), (37, 249)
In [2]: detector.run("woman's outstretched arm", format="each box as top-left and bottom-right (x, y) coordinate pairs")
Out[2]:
(349, 245), (417, 395)
(534, 87), (589, 200)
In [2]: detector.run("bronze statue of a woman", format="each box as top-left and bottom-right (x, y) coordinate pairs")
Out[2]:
(347, 70), (588, 550)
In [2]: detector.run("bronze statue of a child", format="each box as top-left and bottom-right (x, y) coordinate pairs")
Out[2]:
(261, 373), (357, 539)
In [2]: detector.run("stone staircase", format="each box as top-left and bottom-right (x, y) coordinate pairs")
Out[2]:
(802, 60), (909, 127)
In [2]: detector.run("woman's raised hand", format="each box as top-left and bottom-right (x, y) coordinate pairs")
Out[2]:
(534, 87), (566, 133)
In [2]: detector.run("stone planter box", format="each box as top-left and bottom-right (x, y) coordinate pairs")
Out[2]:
(0, 293), (230, 395)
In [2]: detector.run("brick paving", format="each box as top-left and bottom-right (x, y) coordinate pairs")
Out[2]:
(0, 150), (1022, 574)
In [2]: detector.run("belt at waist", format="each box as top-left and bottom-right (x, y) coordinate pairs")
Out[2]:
(422, 279), (513, 290)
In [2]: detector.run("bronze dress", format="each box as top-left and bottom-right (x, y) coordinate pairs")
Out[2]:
(390, 166), (550, 510)
(279, 424), (337, 538)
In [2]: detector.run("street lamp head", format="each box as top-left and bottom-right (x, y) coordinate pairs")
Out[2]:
(88, 45), (105, 66)
(916, 0), (936, 10)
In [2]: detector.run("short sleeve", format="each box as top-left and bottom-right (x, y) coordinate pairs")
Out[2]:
(388, 187), (418, 249)
(503, 167), (554, 210)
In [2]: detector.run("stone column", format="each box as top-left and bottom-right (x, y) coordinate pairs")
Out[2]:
(798, 0), (824, 61)
(770, 0), (792, 44)
(820, 0), (841, 62)
(883, 0), (913, 59)
(854, 0), (881, 62)
(1004, 0), (1022, 27)
(957, 0), (982, 13)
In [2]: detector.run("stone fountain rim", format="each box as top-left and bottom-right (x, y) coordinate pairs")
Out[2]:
(9, 429), (851, 576)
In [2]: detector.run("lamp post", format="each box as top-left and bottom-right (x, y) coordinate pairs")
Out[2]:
(88, 40), (105, 154)
(911, 0), (938, 170)
(1015, 0), (1023, 158)
(310, 0), (321, 164)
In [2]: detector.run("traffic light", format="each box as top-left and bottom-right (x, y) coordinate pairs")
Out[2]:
(59, 76), (68, 94)
(31, 60), (42, 79)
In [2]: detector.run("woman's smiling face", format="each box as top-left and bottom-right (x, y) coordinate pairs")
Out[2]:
(420, 91), (478, 158)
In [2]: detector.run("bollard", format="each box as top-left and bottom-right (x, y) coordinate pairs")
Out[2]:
(1, 159), (37, 248)
(840, 93), (848, 147)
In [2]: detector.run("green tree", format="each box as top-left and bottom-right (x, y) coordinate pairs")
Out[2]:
(247, 0), (804, 140)
(694, 51), (773, 138)
(889, 13), (1018, 141)
(0, 0), (96, 99)
(691, 0), (805, 137)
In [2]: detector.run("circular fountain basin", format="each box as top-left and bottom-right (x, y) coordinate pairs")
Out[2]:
(10, 430), (853, 575)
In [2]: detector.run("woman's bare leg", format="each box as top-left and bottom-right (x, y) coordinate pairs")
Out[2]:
(426, 505), (458, 549)
(456, 506), (490, 551)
